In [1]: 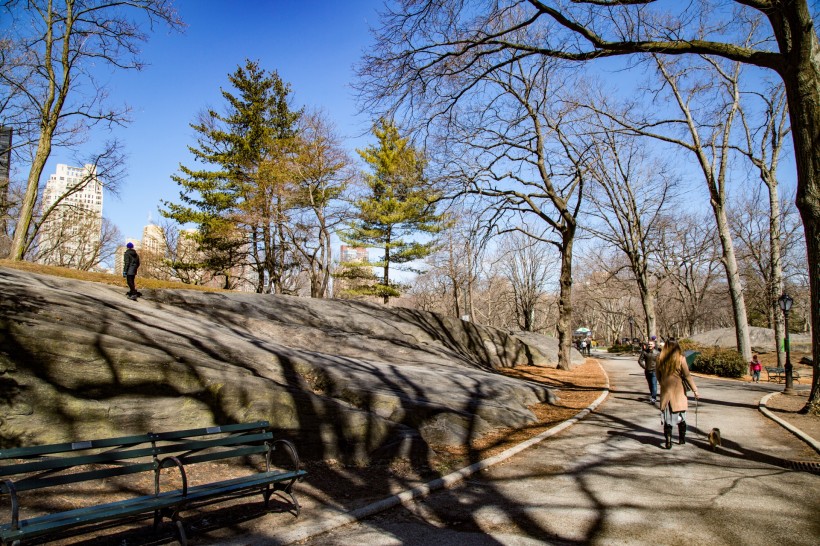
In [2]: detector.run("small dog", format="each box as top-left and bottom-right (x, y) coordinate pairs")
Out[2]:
(708, 428), (722, 450)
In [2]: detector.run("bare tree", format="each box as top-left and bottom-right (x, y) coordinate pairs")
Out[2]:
(2, 0), (182, 262)
(496, 230), (556, 332)
(734, 81), (792, 365)
(287, 110), (355, 298)
(154, 221), (209, 285)
(360, 0), (820, 409)
(587, 53), (753, 360)
(657, 212), (725, 339)
(572, 253), (636, 345)
(472, 272), (520, 331)
(431, 57), (588, 369)
(583, 116), (675, 340)
(421, 208), (488, 320)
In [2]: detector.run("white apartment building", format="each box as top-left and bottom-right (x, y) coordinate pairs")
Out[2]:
(340, 245), (369, 263)
(37, 164), (103, 268)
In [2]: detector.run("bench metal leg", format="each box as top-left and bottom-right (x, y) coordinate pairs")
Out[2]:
(263, 483), (272, 508)
(274, 480), (302, 517)
(175, 519), (188, 546)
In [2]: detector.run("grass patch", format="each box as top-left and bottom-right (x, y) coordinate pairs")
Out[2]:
(0, 259), (225, 293)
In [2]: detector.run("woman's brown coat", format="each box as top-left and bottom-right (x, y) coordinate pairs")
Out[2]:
(659, 355), (698, 412)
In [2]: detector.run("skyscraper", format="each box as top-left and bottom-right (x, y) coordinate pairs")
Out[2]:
(37, 164), (104, 268)
(340, 245), (369, 264)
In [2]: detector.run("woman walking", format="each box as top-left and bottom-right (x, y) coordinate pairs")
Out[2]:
(657, 339), (700, 449)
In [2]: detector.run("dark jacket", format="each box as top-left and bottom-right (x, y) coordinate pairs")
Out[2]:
(638, 348), (660, 372)
(123, 248), (140, 276)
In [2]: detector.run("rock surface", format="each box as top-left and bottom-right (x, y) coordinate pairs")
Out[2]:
(689, 326), (812, 353)
(0, 267), (564, 462)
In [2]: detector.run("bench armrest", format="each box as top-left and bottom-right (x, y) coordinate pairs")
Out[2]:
(156, 456), (188, 496)
(271, 439), (301, 475)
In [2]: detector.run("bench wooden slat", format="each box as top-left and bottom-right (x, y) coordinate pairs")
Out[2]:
(152, 431), (273, 458)
(148, 421), (270, 442)
(0, 490), (182, 541)
(0, 434), (155, 460)
(175, 444), (271, 467)
(0, 469), (305, 542)
(4, 461), (156, 494)
(174, 469), (306, 505)
(0, 445), (156, 478)
(1, 429), (271, 478)
(0, 421), (270, 462)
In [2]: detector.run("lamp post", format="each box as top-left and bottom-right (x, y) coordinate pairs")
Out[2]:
(628, 316), (634, 342)
(778, 294), (794, 395)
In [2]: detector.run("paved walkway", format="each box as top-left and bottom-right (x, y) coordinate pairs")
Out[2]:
(230, 353), (819, 545)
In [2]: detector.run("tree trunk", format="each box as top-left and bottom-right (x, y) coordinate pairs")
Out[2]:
(772, 3), (820, 411)
(383, 238), (391, 305)
(714, 204), (753, 361)
(767, 178), (787, 367)
(556, 228), (575, 370)
(637, 276), (657, 338)
(10, 134), (52, 260)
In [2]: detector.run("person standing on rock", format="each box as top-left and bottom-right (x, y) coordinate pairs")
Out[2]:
(123, 242), (141, 301)
(638, 340), (660, 403)
(657, 339), (699, 449)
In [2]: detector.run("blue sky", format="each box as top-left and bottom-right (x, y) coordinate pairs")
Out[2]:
(45, 0), (384, 243)
(32, 0), (799, 255)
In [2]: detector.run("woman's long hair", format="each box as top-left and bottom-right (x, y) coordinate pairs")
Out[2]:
(657, 339), (683, 379)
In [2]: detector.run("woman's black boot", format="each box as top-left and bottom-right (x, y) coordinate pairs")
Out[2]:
(664, 425), (673, 449)
(678, 421), (687, 445)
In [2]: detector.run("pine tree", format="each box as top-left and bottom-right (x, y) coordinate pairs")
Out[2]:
(341, 119), (447, 303)
(162, 60), (302, 291)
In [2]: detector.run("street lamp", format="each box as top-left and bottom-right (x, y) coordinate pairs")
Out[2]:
(628, 316), (634, 342)
(778, 294), (794, 395)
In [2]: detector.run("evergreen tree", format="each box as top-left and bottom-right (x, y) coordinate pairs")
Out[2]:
(342, 119), (447, 303)
(162, 60), (301, 291)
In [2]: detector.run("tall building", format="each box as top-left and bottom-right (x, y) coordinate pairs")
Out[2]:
(139, 224), (171, 280)
(37, 164), (103, 268)
(340, 245), (369, 264)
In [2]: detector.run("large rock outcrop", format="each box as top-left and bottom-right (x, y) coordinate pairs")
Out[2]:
(0, 267), (561, 462)
(689, 326), (812, 353)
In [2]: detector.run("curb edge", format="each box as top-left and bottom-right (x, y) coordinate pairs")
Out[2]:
(758, 392), (820, 455)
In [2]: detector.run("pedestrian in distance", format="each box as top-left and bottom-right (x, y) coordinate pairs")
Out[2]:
(749, 354), (762, 383)
(638, 340), (660, 403)
(123, 242), (141, 301)
(657, 338), (699, 449)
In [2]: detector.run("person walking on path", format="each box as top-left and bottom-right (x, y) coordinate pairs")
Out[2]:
(657, 338), (699, 449)
(749, 354), (762, 383)
(638, 340), (660, 403)
(123, 242), (140, 301)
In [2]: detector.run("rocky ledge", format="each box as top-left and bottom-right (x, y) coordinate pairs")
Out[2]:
(0, 267), (574, 463)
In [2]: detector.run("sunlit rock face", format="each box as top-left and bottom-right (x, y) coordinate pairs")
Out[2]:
(0, 266), (557, 462)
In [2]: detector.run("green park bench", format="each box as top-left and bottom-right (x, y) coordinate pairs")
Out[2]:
(0, 421), (306, 545)
(684, 350), (700, 367)
(765, 366), (801, 383)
